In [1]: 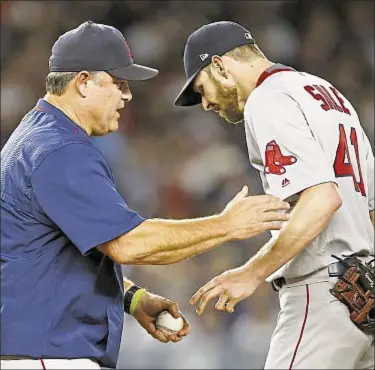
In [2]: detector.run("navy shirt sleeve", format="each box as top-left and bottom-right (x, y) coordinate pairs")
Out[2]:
(31, 142), (145, 255)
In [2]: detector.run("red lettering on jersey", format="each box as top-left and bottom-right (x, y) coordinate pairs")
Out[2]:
(264, 140), (297, 175)
(330, 87), (351, 115)
(334, 124), (366, 196)
(304, 85), (351, 115)
(349, 127), (366, 196)
(304, 85), (329, 111)
(315, 85), (343, 112)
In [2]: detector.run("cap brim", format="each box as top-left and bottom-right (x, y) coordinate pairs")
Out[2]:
(109, 63), (158, 81)
(174, 70), (202, 107)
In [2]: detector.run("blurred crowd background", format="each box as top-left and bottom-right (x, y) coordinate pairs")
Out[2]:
(1, 1), (374, 368)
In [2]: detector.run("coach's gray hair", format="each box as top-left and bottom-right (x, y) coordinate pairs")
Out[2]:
(45, 72), (78, 96)
(45, 71), (100, 96)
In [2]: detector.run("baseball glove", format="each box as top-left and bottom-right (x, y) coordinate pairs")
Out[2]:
(329, 254), (375, 334)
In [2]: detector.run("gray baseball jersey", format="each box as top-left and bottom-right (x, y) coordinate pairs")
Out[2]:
(244, 66), (374, 281)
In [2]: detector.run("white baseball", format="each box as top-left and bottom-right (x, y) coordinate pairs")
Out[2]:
(155, 311), (184, 334)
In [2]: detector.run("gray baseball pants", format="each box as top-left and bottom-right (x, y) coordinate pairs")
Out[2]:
(265, 270), (374, 369)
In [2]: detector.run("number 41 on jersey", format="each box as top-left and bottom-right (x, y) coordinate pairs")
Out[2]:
(334, 124), (366, 197)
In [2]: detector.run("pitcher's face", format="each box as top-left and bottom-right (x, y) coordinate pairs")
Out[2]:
(193, 70), (244, 124)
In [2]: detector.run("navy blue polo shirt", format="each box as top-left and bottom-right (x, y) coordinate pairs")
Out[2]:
(0, 99), (145, 367)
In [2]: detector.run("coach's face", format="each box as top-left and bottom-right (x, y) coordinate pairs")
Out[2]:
(78, 71), (132, 135)
(193, 61), (243, 124)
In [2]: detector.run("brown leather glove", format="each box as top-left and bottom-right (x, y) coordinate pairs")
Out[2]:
(330, 255), (375, 334)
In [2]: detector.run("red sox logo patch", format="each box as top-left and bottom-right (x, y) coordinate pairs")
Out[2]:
(264, 140), (297, 175)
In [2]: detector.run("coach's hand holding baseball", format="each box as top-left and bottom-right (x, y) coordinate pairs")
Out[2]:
(132, 291), (190, 343)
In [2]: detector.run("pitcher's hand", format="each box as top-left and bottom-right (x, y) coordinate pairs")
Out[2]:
(221, 186), (289, 239)
(190, 265), (261, 315)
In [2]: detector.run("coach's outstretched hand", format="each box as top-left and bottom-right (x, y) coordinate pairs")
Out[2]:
(221, 186), (290, 239)
(132, 291), (190, 343)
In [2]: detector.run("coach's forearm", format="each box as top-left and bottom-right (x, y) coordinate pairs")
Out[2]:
(244, 183), (342, 281)
(99, 215), (231, 265)
(138, 232), (231, 264)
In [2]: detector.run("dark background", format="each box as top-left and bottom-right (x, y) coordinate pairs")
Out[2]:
(1, 1), (374, 368)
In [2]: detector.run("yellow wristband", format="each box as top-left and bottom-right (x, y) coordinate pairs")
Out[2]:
(129, 288), (147, 316)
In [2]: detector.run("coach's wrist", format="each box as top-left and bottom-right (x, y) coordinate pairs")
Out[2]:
(124, 285), (148, 316)
(214, 213), (232, 241)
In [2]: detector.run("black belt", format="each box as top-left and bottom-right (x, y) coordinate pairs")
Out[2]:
(272, 277), (287, 291)
(271, 262), (343, 291)
(272, 261), (345, 290)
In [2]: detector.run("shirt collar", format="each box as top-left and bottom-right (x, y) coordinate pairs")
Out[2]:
(35, 98), (88, 137)
(256, 63), (296, 88)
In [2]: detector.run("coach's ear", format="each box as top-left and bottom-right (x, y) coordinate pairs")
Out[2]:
(75, 71), (93, 97)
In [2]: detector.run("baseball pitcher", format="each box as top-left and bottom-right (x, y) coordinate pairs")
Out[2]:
(175, 21), (374, 369)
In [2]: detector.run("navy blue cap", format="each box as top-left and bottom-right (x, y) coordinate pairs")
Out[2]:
(175, 21), (255, 106)
(49, 21), (158, 81)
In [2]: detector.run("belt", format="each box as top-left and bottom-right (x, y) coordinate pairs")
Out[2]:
(271, 277), (286, 291)
(272, 254), (373, 291)
(271, 262), (339, 291)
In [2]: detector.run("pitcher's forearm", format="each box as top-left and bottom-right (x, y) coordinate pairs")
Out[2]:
(245, 183), (342, 281)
